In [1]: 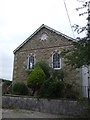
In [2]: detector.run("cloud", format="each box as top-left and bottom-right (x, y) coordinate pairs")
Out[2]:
(0, 0), (87, 80)
(0, 51), (14, 80)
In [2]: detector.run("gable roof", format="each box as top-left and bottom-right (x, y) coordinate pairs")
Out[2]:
(13, 24), (75, 54)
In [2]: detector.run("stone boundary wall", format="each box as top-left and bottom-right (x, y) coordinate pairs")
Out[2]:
(2, 95), (84, 116)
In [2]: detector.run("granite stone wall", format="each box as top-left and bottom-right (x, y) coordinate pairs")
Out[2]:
(2, 95), (85, 116)
(13, 27), (81, 89)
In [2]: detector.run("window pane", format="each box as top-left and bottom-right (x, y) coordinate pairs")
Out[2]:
(29, 56), (34, 69)
(53, 53), (60, 69)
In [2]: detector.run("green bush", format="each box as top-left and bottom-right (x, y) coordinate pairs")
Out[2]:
(27, 67), (46, 96)
(64, 83), (78, 99)
(12, 82), (29, 95)
(52, 69), (64, 81)
(35, 61), (51, 79)
(2, 80), (12, 94)
(40, 78), (65, 99)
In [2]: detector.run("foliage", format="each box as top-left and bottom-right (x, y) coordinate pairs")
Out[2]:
(62, 1), (90, 69)
(39, 77), (78, 99)
(39, 78), (65, 99)
(2, 80), (12, 94)
(73, 1), (89, 34)
(35, 61), (51, 79)
(64, 83), (78, 99)
(12, 82), (29, 95)
(77, 97), (89, 108)
(61, 37), (90, 68)
(52, 69), (64, 81)
(27, 67), (46, 95)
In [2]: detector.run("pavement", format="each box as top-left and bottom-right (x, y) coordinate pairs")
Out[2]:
(2, 109), (74, 119)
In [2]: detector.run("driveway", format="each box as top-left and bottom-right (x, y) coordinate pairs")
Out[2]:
(2, 109), (73, 119)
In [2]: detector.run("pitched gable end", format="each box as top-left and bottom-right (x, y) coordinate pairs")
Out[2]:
(13, 24), (75, 54)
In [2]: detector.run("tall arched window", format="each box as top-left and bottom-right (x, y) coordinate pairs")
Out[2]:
(27, 55), (34, 70)
(52, 53), (61, 69)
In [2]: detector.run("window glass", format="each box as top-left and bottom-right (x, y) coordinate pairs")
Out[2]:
(41, 34), (47, 40)
(53, 53), (61, 69)
(28, 55), (34, 69)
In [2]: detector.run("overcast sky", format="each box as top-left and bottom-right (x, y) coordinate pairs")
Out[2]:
(0, 0), (87, 80)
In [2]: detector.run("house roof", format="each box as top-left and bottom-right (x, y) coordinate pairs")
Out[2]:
(13, 24), (75, 54)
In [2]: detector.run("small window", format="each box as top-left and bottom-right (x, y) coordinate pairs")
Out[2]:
(41, 34), (47, 41)
(52, 53), (61, 69)
(27, 55), (34, 70)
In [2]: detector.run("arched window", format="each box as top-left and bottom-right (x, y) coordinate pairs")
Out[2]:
(52, 53), (61, 69)
(27, 55), (34, 70)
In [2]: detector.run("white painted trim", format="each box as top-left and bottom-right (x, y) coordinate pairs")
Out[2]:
(52, 52), (61, 70)
(27, 56), (29, 70)
(27, 54), (35, 70)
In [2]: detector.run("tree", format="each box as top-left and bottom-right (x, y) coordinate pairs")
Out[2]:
(73, 1), (90, 36)
(35, 61), (51, 79)
(61, 37), (89, 68)
(61, 1), (90, 69)
(27, 67), (46, 96)
(61, 2), (90, 100)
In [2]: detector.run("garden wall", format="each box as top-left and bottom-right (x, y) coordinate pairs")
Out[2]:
(2, 95), (85, 116)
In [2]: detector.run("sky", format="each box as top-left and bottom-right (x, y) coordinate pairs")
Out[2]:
(0, 0), (87, 80)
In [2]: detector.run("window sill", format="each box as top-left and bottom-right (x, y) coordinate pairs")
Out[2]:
(53, 68), (61, 70)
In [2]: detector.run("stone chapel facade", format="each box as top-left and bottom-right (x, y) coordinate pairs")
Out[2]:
(13, 24), (81, 89)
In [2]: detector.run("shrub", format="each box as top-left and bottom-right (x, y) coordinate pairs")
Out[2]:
(2, 80), (12, 94)
(12, 82), (29, 95)
(40, 78), (65, 99)
(52, 69), (64, 81)
(27, 67), (46, 96)
(64, 83), (78, 99)
(35, 61), (51, 79)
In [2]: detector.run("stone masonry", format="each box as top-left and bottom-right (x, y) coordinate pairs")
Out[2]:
(13, 24), (81, 89)
(2, 96), (84, 116)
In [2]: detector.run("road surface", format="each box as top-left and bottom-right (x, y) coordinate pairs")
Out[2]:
(2, 109), (73, 119)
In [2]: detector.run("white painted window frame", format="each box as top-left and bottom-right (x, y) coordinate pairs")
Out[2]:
(52, 52), (61, 70)
(27, 55), (35, 70)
